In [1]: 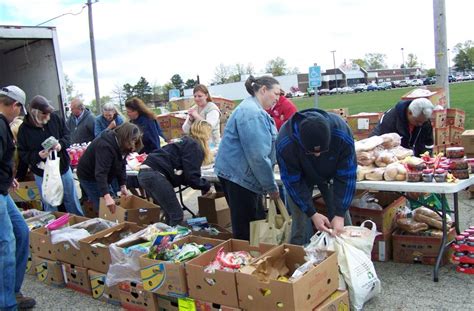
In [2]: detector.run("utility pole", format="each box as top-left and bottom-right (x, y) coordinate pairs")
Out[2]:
(433, 0), (450, 108)
(331, 50), (338, 91)
(87, 0), (101, 112)
(401, 47), (406, 77)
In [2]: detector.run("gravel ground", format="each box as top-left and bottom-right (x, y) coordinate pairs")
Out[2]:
(22, 189), (474, 310)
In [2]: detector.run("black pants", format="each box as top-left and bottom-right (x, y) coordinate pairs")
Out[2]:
(138, 170), (183, 226)
(219, 177), (265, 241)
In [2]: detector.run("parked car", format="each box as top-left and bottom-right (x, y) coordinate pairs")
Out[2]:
(410, 79), (424, 86)
(448, 75), (456, 83)
(285, 92), (293, 98)
(329, 88), (342, 94)
(292, 91), (305, 97)
(307, 88), (316, 96)
(340, 86), (354, 93)
(398, 80), (409, 87)
(423, 77), (436, 85)
(463, 74), (472, 81)
(378, 82), (392, 90)
(366, 84), (380, 91)
(318, 88), (330, 96)
(353, 83), (367, 93)
(455, 75), (464, 82)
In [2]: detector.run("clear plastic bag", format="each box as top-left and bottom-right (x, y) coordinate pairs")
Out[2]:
(50, 218), (116, 249)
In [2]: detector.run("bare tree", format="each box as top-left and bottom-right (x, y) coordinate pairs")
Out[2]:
(213, 63), (231, 84)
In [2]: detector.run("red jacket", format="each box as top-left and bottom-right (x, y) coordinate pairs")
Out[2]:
(266, 96), (297, 131)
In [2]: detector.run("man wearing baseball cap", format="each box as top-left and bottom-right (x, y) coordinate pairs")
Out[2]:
(276, 108), (357, 245)
(0, 85), (36, 309)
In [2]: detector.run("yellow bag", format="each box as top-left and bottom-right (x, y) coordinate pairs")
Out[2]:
(250, 198), (292, 246)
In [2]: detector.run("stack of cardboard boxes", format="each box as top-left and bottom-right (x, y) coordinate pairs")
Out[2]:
(347, 112), (383, 141)
(212, 96), (235, 136)
(461, 129), (474, 198)
(156, 113), (187, 141)
(432, 108), (466, 154)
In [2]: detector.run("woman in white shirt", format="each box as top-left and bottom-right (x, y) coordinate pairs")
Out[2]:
(182, 84), (221, 146)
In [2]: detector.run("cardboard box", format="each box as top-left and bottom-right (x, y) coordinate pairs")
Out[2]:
(118, 281), (158, 311)
(156, 294), (179, 311)
(169, 98), (194, 112)
(449, 126), (464, 146)
(26, 253), (36, 275)
(347, 112), (382, 133)
(198, 193), (231, 228)
(189, 223), (233, 241)
(88, 269), (121, 305)
(63, 263), (92, 295)
(236, 245), (339, 311)
(99, 195), (161, 226)
(325, 108), (349, 121)
(186, 239), (275, 307)
(193, 298), (242, 311)
(431, 109), (447, 128)
(139, 235), (224, 297)
(461, 130), (474, 154)
(29, 214), (88, 260)
(401, 87), (446, 107)
(312, 290), (349, 311)
(372, 232), (392, 262)
(80, 222), (144, 273)
(392, 228), (455, 265)
(82, 200), (98, 218)
(350, 192), (405, 234)
(9, 181), (40, 202)
(446, 108), (465, 128)
(34, 257), (65, 287)
(434, 127), (449, 145)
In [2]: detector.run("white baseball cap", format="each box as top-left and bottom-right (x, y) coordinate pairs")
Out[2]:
(0, 85), (26, 114)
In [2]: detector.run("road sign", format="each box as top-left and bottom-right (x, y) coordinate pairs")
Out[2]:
(308, 66), (322, 88)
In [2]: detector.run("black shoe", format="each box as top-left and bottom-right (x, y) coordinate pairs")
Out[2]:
(16, 292), (36, 310)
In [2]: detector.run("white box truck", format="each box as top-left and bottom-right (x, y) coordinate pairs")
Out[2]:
(0, 25), (67, 118)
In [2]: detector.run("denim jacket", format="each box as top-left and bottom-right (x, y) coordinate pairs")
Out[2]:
(215, 96), (278, 194)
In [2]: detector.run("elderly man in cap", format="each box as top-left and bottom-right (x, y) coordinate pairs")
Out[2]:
(67, 97), (95, 144)
(0, 85), (36, 310)
(17, 95), (84, 216)
(371, 97), (434, 156)
(276, 108), (357, 245)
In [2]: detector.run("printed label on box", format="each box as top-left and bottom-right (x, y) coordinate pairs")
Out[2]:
(141, 262), (166, 292)
(357, 118), (370, 130)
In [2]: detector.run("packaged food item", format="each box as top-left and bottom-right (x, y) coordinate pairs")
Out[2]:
(365, 167), (385, 181)
(405, 157), (426, 171)
(434, 169), (448, 182)
(446, 147), (465, 159)
(357, 151), (376, 166)
(451, 169), (469, 179)
(383, 162), (407, 181)
(406, 171), (422, 182)
(448, 159), (469, 170)
(396, 218), (429, 233)
(41, 136), (59, 150)
(354, 136), (384, 152)
(380, 133), (402, 149)
(45, 214), (70, 231)
(390, 146), (414, 160)
(422, 169), (434, 182)
(412, 207), (453, 230)
(357, 165), (375, 181)
(374, 150), (398, 167)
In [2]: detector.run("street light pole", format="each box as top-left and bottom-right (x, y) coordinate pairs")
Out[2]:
(87, 0), (101, 112)
(401, 47), (405, 77)
(331, 50), (337, 90)
(447, 49), (451, 75)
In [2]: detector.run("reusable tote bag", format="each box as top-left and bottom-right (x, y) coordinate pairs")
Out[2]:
(42, 150), (64, 206)
(250, 198), (292, 246)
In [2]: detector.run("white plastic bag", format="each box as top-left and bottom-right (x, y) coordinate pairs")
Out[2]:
(334, 221), (381, 311)
(42, 150), (63, 206)
(50, 218), (115, 249)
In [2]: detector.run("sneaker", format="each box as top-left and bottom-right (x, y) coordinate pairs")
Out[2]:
(16, 292), (36, 310)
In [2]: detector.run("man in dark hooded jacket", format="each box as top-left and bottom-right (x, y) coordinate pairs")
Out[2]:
(276, 108), (357, 245)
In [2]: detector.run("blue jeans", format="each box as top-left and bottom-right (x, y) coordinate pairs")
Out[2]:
(34, 167), (84, 216)
(0, 194), (29, 310)
(79, 179), (114, 212)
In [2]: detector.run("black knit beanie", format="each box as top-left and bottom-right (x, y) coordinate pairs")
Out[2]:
(299, 115), (331, 152)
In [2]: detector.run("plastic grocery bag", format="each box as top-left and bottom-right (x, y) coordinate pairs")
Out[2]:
(250, 198), (292, 246)
(334, 221), (381, 311)
(42, 150), (63, 206)
(50, 218), (115, 249)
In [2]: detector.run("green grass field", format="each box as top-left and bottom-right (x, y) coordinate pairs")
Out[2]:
(289, 81), (474, 129)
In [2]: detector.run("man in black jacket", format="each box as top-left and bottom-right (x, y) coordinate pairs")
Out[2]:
(17, 95), (84, 216)
(276, 109), (357, 245)
(0, 85), (36, 309)
(67, 98), (95, 144)
(371, 97), (434, 156)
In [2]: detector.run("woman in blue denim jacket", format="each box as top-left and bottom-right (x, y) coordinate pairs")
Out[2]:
(215, 75), (280, 240)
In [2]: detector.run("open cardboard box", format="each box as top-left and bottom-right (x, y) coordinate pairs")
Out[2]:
(99, 195), (161, 226)
(188, 223), (233, 241)
(10, 181), (40, 202)
(29, 214), (88, 260)
(118, 281), (158, 311)
(34, 256), (65, 287)
(88, 269), (121, 305)
(236, 244), (338, 311)
(198, 193), (231, 228)
(186, 239), (275, 308)
(79, 222), (144, 273)
(139, 235), (225, 297)
(313, 290), (349, 311)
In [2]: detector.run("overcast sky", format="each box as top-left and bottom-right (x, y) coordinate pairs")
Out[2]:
(1, 0), (472, 104)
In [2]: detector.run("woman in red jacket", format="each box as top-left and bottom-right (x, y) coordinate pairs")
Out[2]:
(265, 90), (297, 131)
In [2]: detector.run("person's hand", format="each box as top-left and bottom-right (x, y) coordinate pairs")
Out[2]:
(330, 216), (345, 236)
(10, 179), (19, 190)
(104, 194), (116, 213)
(311, 213), (332, 234)
(108, 120), (117, 129)
(188, 108), (196, 121)
(38, 149), (49, 159)
(53, 143), (61, 152)
(269, 191), (280, 200)
(120, 185), (130, 197)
